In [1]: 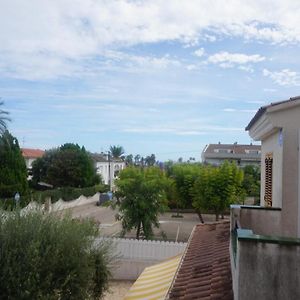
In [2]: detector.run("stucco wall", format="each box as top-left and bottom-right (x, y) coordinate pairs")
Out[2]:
(235, 239), (300, 300)
(269, 106), (300, 237)
(260, 130), (283, 208)
(239, 207), (281, 236)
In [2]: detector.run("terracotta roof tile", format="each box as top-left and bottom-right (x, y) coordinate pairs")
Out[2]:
(21, 148), (44, 158)
(168, 221), (233, 300)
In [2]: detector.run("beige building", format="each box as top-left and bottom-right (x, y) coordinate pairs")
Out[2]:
(230, 96), (300, 300)
(246, 96), (300, 236)
(202, 143), (261, 167)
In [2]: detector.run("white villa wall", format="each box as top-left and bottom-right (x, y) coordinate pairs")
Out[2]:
(21, 193), (99, 214)
(96, 161), (125, 187)
(260, 130), (283, 208)
(96, 238), (187, 280)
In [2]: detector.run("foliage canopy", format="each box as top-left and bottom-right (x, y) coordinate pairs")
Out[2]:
(32, 143), (100, 188)
(192, 161), (244, 220)
(115, 166), (169, 239)
(0, 101), (10, 135)
(0, 210), (113, 299)
(0, 131), (28, 198)
(109, 145), (125, 159)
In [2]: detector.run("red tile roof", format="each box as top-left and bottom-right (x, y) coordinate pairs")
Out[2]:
(21, 148), (44, 158)
(168, 221), (233, 300)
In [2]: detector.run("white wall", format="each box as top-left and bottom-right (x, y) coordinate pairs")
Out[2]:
(96, 161), (125, 187)
(96, 238), (186, 280)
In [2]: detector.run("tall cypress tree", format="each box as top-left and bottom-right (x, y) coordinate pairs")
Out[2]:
(0, 131), (28, 197)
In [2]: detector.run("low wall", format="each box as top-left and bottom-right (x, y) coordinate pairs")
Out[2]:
(51, 193), (99, 211)
(21, 193), (99, 214)
(96, 237), (187, 280)
(231, 205), (282, 236)
(233, 230), (300, 300)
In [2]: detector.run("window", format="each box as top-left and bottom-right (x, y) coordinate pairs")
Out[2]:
(264, 153), (273, 207)
(215, 149), (231, 153)
(245, 149), (261, 154)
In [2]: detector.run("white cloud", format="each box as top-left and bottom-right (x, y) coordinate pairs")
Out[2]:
(1, 1), (300, 79)
(207, 51), (265, 68)
(263, 68), (300, 86)
(194, 48), (205, 57)
(223, 108), (257, 113)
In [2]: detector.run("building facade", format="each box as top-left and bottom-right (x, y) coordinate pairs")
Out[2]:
(91, 153), (125, 189)
(201, 143), (261, 167)
(230, 96), (300, 300)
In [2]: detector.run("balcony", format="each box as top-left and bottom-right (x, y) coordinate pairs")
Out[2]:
(230, 205), (300, 300)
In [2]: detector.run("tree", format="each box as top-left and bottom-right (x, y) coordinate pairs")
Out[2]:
(168, 164), (202, 209)
(145, 154), (156, 166)
(109, 145), (125, 159)
(242, 165), (260, 199)
(0, 101), (10, 135)
(0, 210), (114, 299)
(134, 154), (141, 166)
(192, 161), (244, 221)
(0, 131), (28, 198)
(125, 154), (134, 166)
(32, 143), (100, 188)
(115, 166), (169, 239)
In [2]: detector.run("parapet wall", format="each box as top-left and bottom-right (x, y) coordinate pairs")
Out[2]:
(233, 230), (300, 300)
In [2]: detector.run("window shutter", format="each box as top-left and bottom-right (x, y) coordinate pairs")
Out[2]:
(264, 153), (273, 207)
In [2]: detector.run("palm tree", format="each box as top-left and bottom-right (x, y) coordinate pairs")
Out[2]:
(0, 101), (10, 135)
(109, 145), (125, 159)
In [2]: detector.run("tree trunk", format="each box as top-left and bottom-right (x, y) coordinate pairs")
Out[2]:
(136, 222), (141, 240)
(215, 212), (219, 221)
(196, 209), (204, 223)
(221, 213), (224, 219)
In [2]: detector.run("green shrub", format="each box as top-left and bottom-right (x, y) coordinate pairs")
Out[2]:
(0, 210), (114, 299)
(31, 184), (109, 204)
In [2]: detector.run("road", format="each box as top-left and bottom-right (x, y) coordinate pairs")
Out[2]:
(62, 201), (223, 242)
(60, 201), (122, 236)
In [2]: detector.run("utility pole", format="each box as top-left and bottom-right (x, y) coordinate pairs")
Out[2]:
(108, 151), (111, 191)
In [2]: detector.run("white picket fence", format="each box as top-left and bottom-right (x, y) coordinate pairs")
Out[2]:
(96, 237), (187, 280)
(97, 237), (186, 260)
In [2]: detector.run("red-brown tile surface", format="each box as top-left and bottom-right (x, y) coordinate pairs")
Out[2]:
(21, 148), (44, 158)
(168, 221), (233, 300)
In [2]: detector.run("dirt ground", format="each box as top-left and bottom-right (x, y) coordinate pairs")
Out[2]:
(63, 201), (228, 242)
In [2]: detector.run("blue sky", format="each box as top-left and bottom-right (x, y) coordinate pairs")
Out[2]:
(1, 1), (300, 161)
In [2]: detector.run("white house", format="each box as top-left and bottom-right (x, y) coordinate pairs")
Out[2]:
(21, 148), (45, 179)
(91, 153), (125, 189)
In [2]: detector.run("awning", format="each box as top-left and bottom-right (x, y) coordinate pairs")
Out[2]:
(124, 254), (182, 300)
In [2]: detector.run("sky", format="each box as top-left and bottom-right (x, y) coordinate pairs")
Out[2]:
(1, 0), (300, 161)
